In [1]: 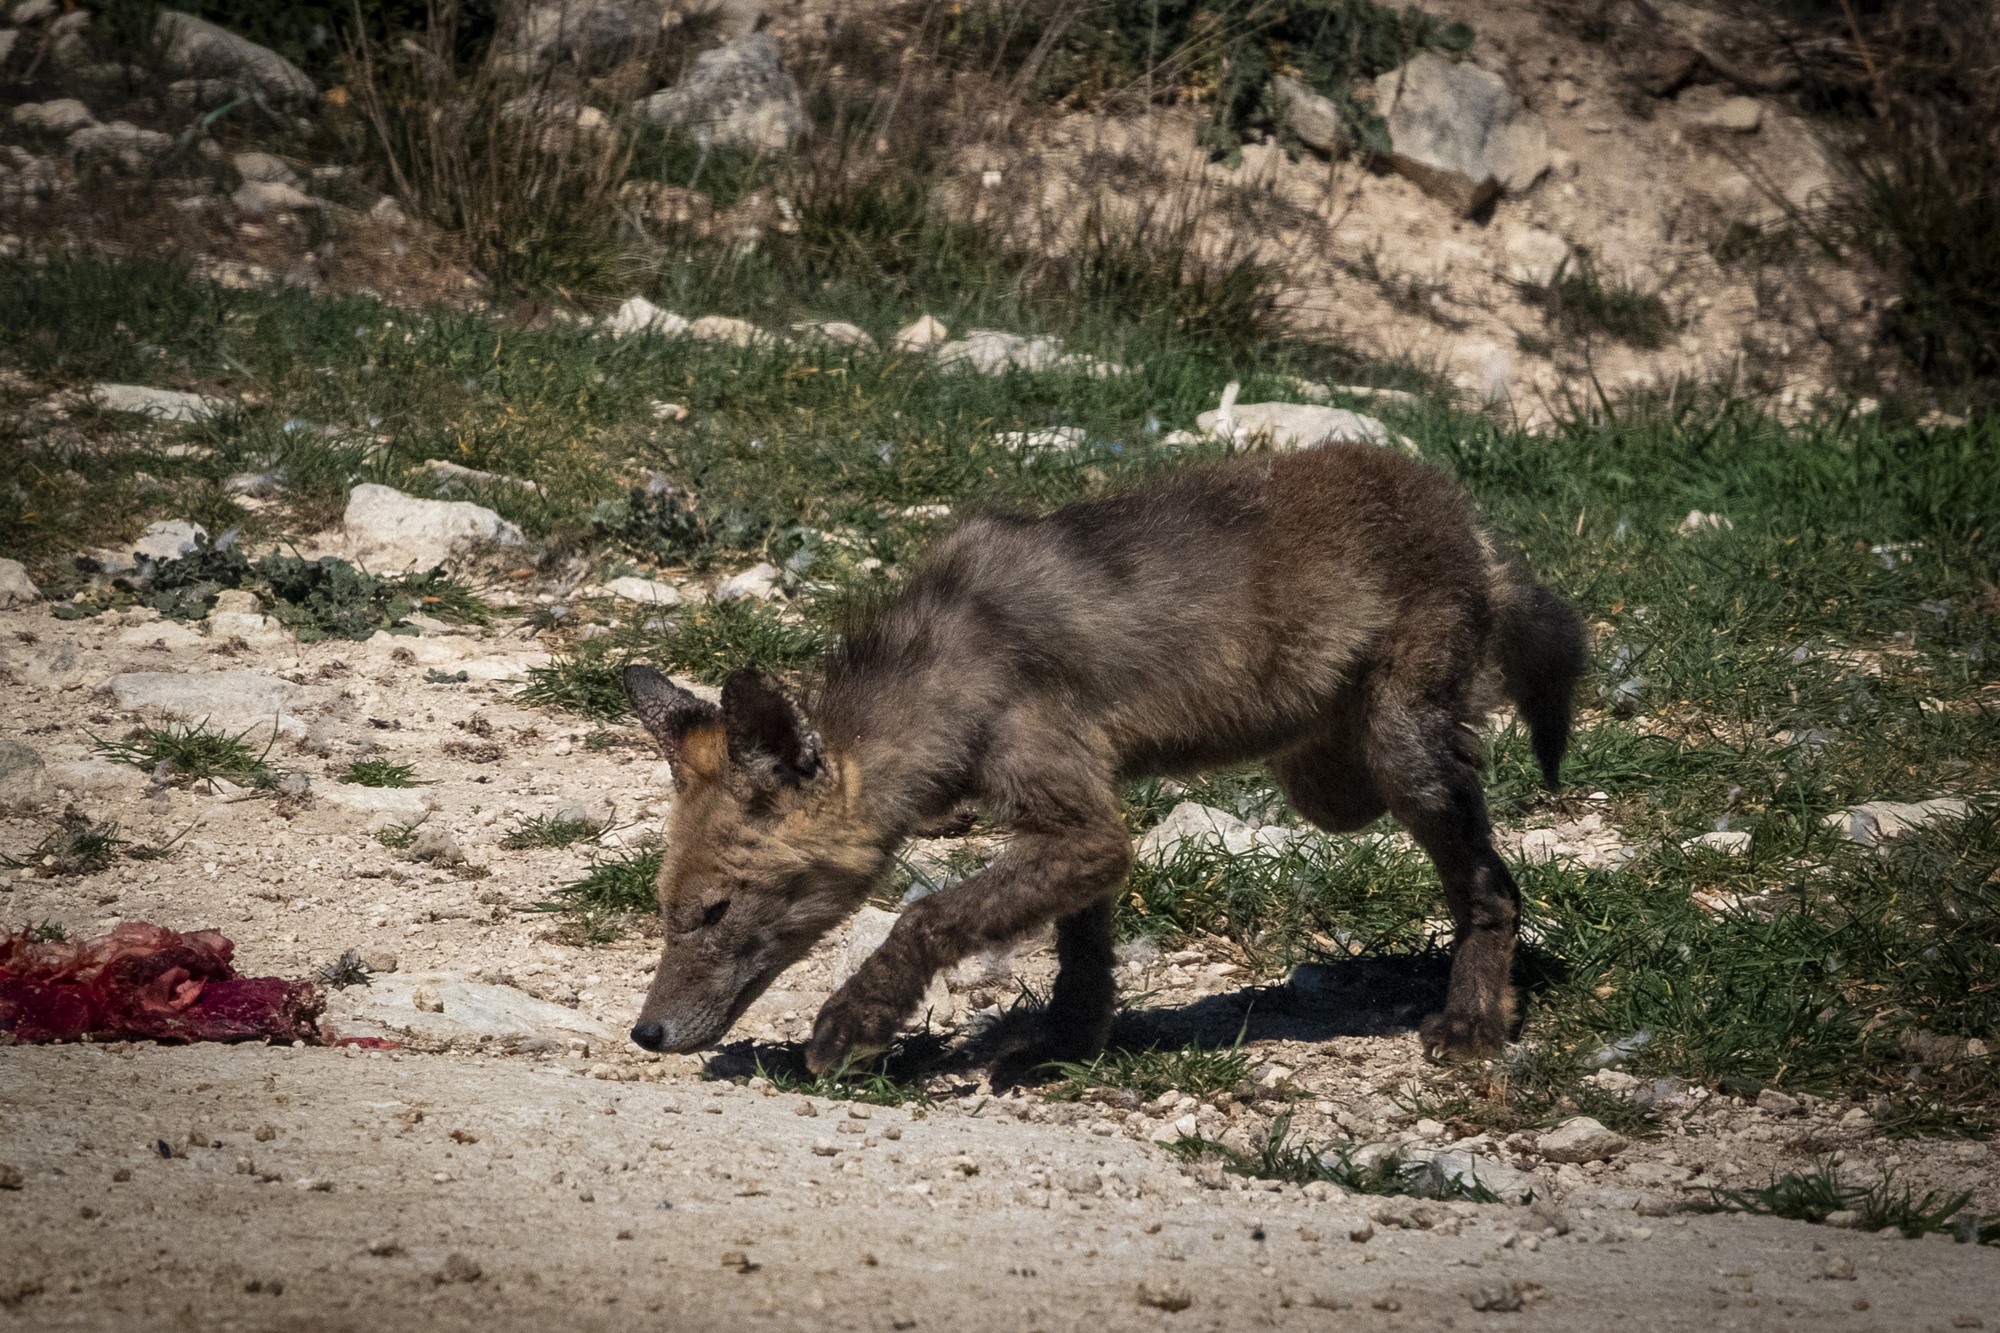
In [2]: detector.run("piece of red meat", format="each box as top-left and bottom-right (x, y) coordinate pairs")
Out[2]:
(0, 922), (322, 1045)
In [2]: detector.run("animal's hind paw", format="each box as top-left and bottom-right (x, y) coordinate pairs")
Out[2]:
(1420, 1009), (1505, 1063)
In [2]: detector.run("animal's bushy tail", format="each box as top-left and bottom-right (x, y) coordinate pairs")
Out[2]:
(1497, 581), (1587, 789)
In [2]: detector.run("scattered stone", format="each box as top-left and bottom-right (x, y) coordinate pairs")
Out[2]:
(1756, 1088), (1803, 1117)
(1822, 1253), (1856, 1280)
(1135, 1279), (1193, 1313)
(1274, 74), (1347, 157)
(106, 668), (301, 720)
(714, 562), (781, 603)
(233, 179), (318, 214)
(1823, 1209), (1864, 1229)
(316, 784), (435, 822)
(0, 558), (39, 608)
(0, 739), (52, 814)
(436, 1252), (482, 1284)
(132, 520), (208, 562)
(634, 33), (805, 153)
(1135, 801), (1291, 864)
(1375, 52), (1549, 216)
(1195, 400), (1397, 452)
(45, 759), (149, 798)
(91, 384), (228, 422)
(1504, 227), (1572, 285)
(1683, 830), (1752, 856)
(408, 827), (465, 866)
(1695, 96), (1765, 134)
(322, 973), (618, 1051)
(360, 951), (399, 975)
(602, 295), (689, 339)
(1469, 1283), (1524, 1312)
(1400, 1148), (1538, 1204)
(156, 10), (316, 103)
(1677, 509), (1733, 535)
(12, 98), (95, 133)
(342, 483), (524, 571)
(230, 151), (296, 187)
(791, 320), (877, 352)
(687, 314), (778, 348)
(493, 0), (674, 74)
(1535, 1116), (1628, 1163)
(604, 576), (683, 606)
(649, 400), (689, 422)
(417, 458), (545, 495)
(934, 330), (1124, 378)
(830, 906), (898, 990)
(892, 315), (947, 352)
(0, 1163), (21, 1189)
(69, 121), (174, 173)
(1824, 798), (1970, 847)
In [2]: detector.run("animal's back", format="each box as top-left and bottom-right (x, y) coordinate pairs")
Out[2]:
(875, 444), (1496, 773)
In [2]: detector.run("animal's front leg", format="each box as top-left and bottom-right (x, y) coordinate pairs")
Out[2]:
(805, 822), (1132, 1074)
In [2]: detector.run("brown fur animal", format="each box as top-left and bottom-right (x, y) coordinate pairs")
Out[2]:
(623, 443), (1586, 1072)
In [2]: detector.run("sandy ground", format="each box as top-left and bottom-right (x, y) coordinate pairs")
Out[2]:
(3, 598), (1998, 1329)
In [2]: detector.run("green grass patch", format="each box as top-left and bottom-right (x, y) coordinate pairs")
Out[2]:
(2, 811), (186, 878)
(93, 721), (275, 790)
(518, 649), (632, 722)
(1704, 1160), (1995, 1242)
(501, 813), (607, 850)
(375, 816), (428, 850)
(1168, 1112), (1501, 1202)
(535, 848), (661, 916)
(747, 1056), (936, 1108)
(1045, 1043), (1251, 1103)
(338, 759), (419, 788)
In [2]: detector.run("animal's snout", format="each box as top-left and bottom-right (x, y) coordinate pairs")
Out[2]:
(629, 1021), (667, 1053)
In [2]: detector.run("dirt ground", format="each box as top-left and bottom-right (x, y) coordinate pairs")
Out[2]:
(3, 598), (1998, 1330)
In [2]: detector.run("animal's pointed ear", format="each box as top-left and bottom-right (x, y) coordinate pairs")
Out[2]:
(624, 664), (726, 788)
(720, 669), (823, 792)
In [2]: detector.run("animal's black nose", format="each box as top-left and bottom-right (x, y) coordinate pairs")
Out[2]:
(630, 1021), (667, 1052)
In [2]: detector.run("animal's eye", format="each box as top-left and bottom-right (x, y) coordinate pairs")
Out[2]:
(702, 899), (731, 929)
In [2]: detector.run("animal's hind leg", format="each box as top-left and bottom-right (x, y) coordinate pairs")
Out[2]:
(1366, 697), (1520, 1061)
(1272, 712), (1388, 834)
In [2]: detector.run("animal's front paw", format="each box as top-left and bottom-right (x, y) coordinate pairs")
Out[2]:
(1420, 1008), (1504, 1063)
(804, 996), (898, 1076)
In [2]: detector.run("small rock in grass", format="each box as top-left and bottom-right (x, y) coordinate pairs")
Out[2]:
(602, 296), (688, 339)
(12, 98), (96, 132)
(714, 562), (781, 603)
(1535, 1116), (1628, 1163)
(1823, 798), (1970, 847)
(1756, 1088), (1803, 1117)
(892, 315), (947, 352)
(92, 385), (226, 422)
(0, 558), (39, 608)
(604, 576), (683, 606)
(1677, 509), (1733, 536)
(342, 483), (523, 571)
(1684, 830), (1752, 856)
(649, 400), (689, 421)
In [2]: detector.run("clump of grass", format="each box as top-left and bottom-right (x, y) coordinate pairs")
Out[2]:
(339, 759), (419, 788)
(93, 721), (275, 790)
(27, 920), (69, 942)
(1045, 1043), (1251, 1103)
(644, 601), (821, 685)
(3, 812), (123, 877)
(534, 848), (661, 916)
(1520, 255), (1675, 349)
(501, 813), (607, 850)
(1705, 1160), (1994, 1242)
(376, 815), (428, 850)
(312, 950), (373, 990)
(749, 1056), (936, 1108)
(517, 649), (632, 721)
(1168, 1112), (1500, 1202)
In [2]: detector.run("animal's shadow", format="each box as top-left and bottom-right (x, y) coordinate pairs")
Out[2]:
(704, 947), (1566, 1089)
